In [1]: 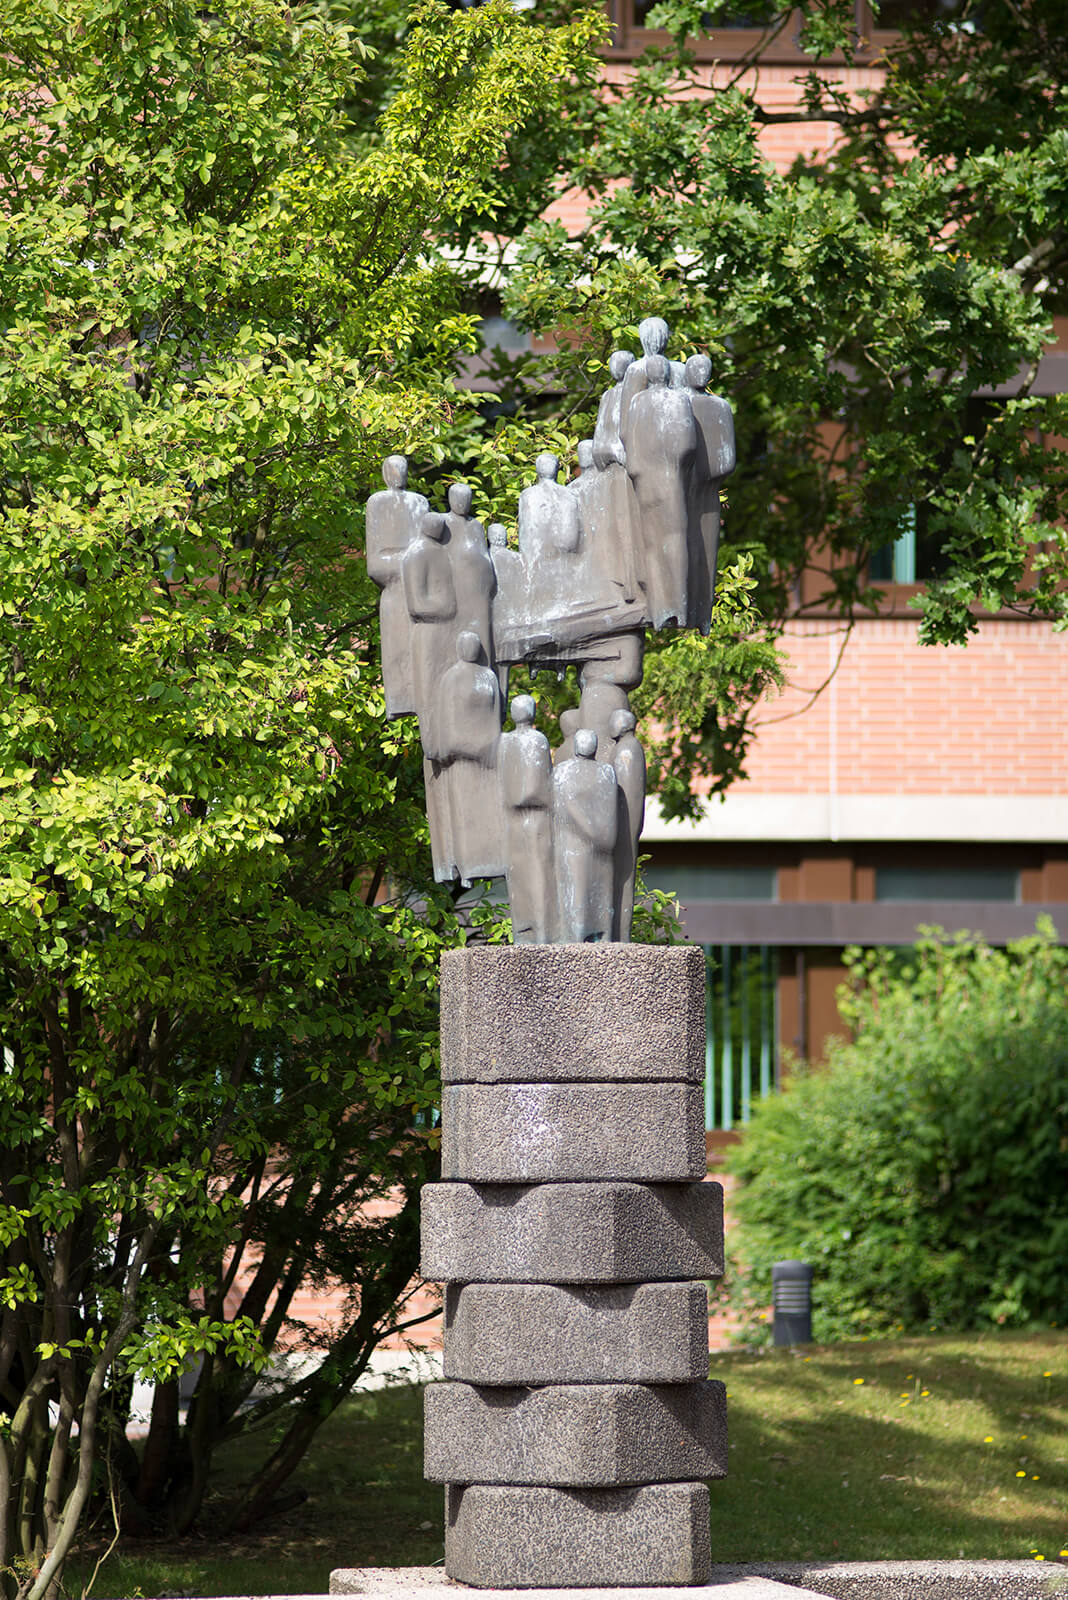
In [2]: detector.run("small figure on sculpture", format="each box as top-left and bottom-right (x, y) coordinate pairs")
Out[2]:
(619, 319), (687, 426)
(499, 695), (556, 944)
(366, 455), (428, 718)
(569, 438), (633, 613)
(487, 522), (525, 633)
(622, 353), (697, 629)
(685, 353), (735, 634)
(552, 728), (618, 944)
(518, 453), (581, 625)
(435, 631), (505, 885)
(445, 483), (496, 673)
(401, 511), (457, 763)
(592, 351), (643, 605)
(555, 707), (581, 766)
(609, 709), (646, 943)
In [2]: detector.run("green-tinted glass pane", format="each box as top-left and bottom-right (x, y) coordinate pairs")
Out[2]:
(644, 865), (776, 900)
(875, 867), (1019, 902)
(704, 944), (779, 1129)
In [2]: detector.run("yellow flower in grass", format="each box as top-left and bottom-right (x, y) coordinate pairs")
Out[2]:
(1016, 1471), (1027, 1478)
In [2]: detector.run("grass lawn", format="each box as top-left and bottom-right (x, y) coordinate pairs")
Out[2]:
(69, 1329), (1067, 1596)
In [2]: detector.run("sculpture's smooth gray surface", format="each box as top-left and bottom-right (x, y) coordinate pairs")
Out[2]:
(420, 1181), (724, 1284)
(424, 1380), (727, 1486)
(366, 315), (734, 937)
(553, 728), (618, 943)
(440, 1082), (705, 1183)
(498, 695), (556, 944)
(365, 456), (426, 718)
(439, 943), (706, 1084)
(444, 1482), (712, 1589)
(442, 1282), (709, 1385)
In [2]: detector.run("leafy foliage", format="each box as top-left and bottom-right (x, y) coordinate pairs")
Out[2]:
(0, 1), (600, 1591)
(726, 926), (1068, 1342)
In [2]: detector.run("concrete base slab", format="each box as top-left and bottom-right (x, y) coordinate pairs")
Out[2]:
(328, 1564), (1066, 1600)
(328, 1574), (836, 1598)
(329, 1578), (835, 1599)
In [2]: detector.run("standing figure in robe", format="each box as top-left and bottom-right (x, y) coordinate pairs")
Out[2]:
(622, 354), (697, 629)
(556, 708), (581, 766)
(517, 454), (581, 627)
(488, 523), (526, 632)
(552, 728), (618, 944)
(401, 512), (460, 880)
(619, 318), (687, 428)
(685, 353), (736, 634)
(437, 630), (505, 884)
(499, 695), (556, 943)
(609, 708), (646, 943)
(591, 351), (644, 606)
(445, 483), (496, 674)
(365, 455), (427, 718)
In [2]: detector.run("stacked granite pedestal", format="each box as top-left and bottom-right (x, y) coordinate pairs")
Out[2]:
(421, 943), (727, 1589)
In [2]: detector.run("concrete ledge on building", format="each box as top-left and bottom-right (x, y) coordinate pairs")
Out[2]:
(641, 792), (1068, 844)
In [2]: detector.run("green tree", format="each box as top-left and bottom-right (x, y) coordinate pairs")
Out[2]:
(0, 0), (602, 1590)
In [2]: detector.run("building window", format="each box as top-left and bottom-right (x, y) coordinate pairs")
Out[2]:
(704, 944), (779, 1130)
(875, 867), (1020, 902)
(869, 504), (956, 584)
(643, 864), (777, 900)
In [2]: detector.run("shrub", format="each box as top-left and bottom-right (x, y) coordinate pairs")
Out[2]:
(725, 922), (1068, 1341)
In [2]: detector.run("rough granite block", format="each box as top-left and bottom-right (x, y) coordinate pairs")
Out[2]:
(442, 1281), (709, 1385)
(424, 1379), (727, 1486)
(421, 1181), (723, 1283)
(440, 944), (705, 1084)
(444, 1482), (712, 1588)
(440, 1083), (705, 1183)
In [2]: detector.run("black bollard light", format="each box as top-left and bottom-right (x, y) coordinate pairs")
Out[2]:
(772, 1260), (813, 1346)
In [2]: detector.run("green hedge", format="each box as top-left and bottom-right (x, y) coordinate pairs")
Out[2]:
(725, 923), (1068, 1341)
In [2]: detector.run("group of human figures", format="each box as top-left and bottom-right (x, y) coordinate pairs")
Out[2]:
(366, 317), (735, 944)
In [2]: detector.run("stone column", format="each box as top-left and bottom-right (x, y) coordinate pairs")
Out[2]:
(421, 943), (727, 1589)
